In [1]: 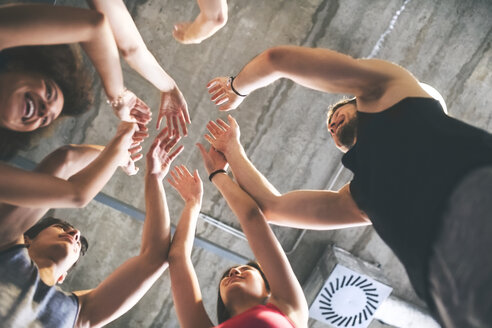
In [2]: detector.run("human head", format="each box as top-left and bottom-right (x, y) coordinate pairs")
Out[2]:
(216, 261), (270, 324)
(326, 97), (358, 152)
(24, 217), (89, 283)
(0, 45), (93, 160)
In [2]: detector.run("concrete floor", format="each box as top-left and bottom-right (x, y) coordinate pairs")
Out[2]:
(6, 0), (492, 327)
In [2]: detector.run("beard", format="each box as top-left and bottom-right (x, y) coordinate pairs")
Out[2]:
(336, 113), (358, 150)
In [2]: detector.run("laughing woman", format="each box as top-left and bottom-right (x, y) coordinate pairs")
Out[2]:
(167, 145), (308, 327)
(0, 3), (152, 159)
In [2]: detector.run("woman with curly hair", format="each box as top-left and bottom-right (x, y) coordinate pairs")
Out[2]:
(0, 3), (158, 212)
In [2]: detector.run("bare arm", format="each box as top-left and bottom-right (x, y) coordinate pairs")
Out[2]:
(75, 129), (182, 328)
(0, 144), (104, 251)
(207, 159), (308, 327)
(0, 4), (126, 101)
(168, 166), (213, 328)
(0, 122), (141, 209)
(173, 0), (228, 44)
(208, 45), (428, 111)
(87, 0), (190, 134)
(204, 116), (370, 229)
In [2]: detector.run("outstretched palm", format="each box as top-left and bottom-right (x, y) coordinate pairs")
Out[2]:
(147, 127), (184, 180)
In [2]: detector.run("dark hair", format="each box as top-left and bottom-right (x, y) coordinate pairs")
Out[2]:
(0, 44), (94, 160)
(24, 217), (89, 257)
(326, 97), (357, 126)
(216, 261), (270, 324)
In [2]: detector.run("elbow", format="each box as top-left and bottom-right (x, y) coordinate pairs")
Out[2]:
(119, 43), (145, 62)
(262, 46), (288, 72)
(69, 184), (94, 208)
(203, 8), (228, 28)
(242, 207), (265, 224)
(212, 12), (228, 28)
(88, 10), (107, 32)
(168, 245), (187, 265)
(256, 194), (281, 221)
(71, 190), (92, 208)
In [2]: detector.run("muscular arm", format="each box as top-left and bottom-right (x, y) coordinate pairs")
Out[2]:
(0, 3), (125, 100)
(227, 145), (369, 229)
(209, 45), (429, 111)
(204, 116), (369, 230)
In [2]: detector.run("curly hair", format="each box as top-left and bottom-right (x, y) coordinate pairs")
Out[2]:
(216, 261), (270, 324)
(0, 44), (94, 160)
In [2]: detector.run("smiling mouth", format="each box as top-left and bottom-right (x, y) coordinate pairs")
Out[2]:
(22, 93), (36, 122)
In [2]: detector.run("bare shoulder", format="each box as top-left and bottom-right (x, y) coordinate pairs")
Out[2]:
(338, 184), (370, 223)
(356, 59), (432, 113)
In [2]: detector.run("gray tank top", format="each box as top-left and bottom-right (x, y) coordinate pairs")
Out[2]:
(0, 245), (79, 328)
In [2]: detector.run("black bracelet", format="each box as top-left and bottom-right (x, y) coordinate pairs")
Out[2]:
(229, 76), (248, 97)
(209, 169), (227, 182)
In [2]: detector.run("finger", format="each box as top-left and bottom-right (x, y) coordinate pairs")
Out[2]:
(182, 104), (191, 124)
(174, 165), (184, 178)
(217, 118), (230, 130)
(208, 84), (222, 95)
(156, 112), (164, 130)
(196, 143), (208, 158)
(129, 145), (143, 154)
(193, 169), (200, 182)
(131, 153), (143, 162)
(156, 126), (170, 141)
(219, 103), (233, 111)
(181, 164), (192, 177)
(206, 79), (220, 89)
(215, 96), (229, 106)
(208, 120), (224, 134)
(131, 109), (152, 121)
(137, 123), (148, 132)
(167, 178), (177, 188)
(204, 134), (215, 145)
(172, 116), (178, 135)
(210, 90), (225, 101)
(133, 131), (149, 139)
(149, 138), (161, 158)
(179, 112), (188, 136)
(168, 145), (184, 162)
(170, 169), (179, 181)
(164, 134), (182, 153)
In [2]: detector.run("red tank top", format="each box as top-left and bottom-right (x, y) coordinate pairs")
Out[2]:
(215, 303), (296, 328)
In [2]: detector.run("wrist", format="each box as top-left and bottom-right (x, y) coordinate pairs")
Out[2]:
(209, 169), (227, 182)
(106, 87), (128, 106)
(229, 76), (247, 97)
(184, 198), (202, 209)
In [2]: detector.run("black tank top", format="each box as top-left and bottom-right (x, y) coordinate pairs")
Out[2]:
(342, 97), (492, 300)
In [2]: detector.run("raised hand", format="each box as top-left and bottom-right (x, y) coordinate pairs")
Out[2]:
(120, 124), (149, 176)
(207, 77), (246, 111)
(157, 87), (190, 136)
(168, 165), (203, 204)
(146, 128), (184, 180)
(204, 115), (240, 155)
(196, 143), (228, 175)
(111, 89), (152, 125)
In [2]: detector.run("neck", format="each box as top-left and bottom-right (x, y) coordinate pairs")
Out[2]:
(228, 296), (268, 318)
(27, 247), (63, 286)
